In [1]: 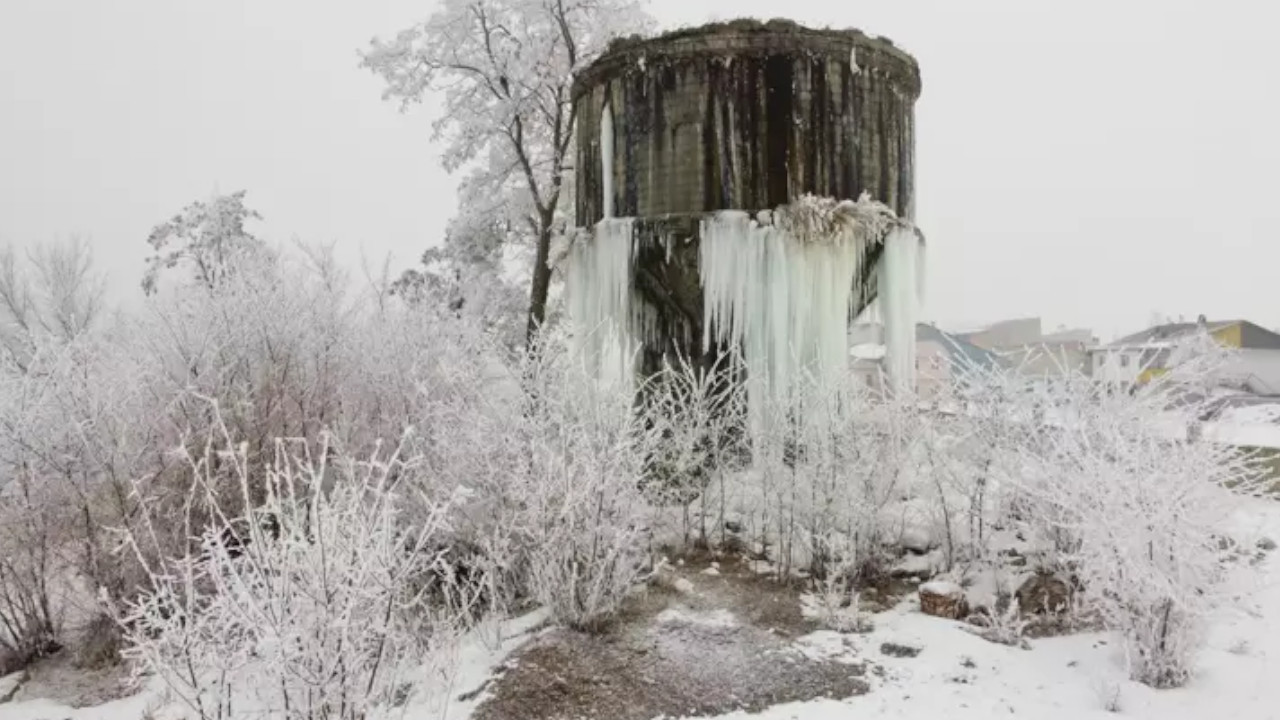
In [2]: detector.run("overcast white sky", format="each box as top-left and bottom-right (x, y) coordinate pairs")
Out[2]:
(1, 0), (1276, 341)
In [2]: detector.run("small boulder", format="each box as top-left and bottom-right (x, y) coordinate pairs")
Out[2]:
(919, 581), (969, 620)
(899, 526), (933, 554)
(880, 642), (922, 658)
(891, 549), (942, 580)
(1257, 537), (1277, 552)
(1015, 571), (1072, 615)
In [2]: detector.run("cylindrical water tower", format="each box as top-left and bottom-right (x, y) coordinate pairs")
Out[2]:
(565, 18), (923, 394)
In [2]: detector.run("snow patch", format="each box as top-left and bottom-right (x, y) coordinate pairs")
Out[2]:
(919, 580), (963, 596)
(791, 630), (860, 664)
(898, 526), (933, 553)
(656, 607), (739, 629)
(850, 342), (886, 360)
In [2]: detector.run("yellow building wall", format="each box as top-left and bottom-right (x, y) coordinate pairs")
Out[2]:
(1138, 367), (1168, 384)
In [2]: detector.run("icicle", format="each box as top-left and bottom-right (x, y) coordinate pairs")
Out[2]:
(879, 226), (919, 396)
(565, 217), (636, 387)
(700, 206), (873, 442)
(600, 104), (615, 219)
(915, 232), (927, 308)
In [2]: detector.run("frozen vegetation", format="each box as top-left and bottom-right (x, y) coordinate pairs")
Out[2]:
(1, 2), (1275, 718)
(1, 208), (1276, 719)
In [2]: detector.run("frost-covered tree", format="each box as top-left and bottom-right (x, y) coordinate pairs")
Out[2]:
(361, 0), (654, 346)
(0, 237), (106, 371)
(394, 216), (528, 352)
(142, 190), (269, 295)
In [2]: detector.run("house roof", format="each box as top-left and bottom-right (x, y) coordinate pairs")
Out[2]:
(1110, 320), (1233, 346)
(917, 323), (1006, 370)
(1109, 320), (1280, 350)
(848, 323), (1005, 371)
(954, 317), (1040, 340)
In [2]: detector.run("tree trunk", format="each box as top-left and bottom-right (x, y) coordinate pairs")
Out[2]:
(525, 217), (554, 348)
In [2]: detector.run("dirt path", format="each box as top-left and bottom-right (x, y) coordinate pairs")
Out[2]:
(474, 554), (872, 720)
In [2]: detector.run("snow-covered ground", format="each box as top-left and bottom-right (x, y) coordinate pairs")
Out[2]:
(683, 497), (1280, 720)
(5, 502), (1279, 720)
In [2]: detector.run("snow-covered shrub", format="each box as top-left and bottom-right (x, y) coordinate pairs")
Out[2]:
(969, 333), (1263, 687)
(1091, 676), (1124, 713)
(0, 503), (60, 670)
(499, 330), (657, 630)
(967, 601), (1030, 649)
(639, 352), (747, 547)
(703, 369), (925, 580)
(922, 364), (1040, 567)
(0, 336), (154, 668)
(805, 528), (866, 632)
(117, 415), (476, 720)
(390, 324), (658, 632)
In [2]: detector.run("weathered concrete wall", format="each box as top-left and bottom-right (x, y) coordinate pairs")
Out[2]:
(574, 19), (921, 225)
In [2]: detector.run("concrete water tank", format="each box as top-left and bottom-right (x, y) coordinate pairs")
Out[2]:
(568, 18), (922, 383)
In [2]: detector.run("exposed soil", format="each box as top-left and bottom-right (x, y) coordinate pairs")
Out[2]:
(474, 553), (872, 720)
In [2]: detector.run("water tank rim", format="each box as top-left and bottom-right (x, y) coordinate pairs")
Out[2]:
(575, 18), (920, 98)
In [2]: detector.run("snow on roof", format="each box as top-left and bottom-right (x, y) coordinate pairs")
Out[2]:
(850, 343), (887, 360)
(1108, 320), (1239, 348)
(1218, 403), (1280, 426)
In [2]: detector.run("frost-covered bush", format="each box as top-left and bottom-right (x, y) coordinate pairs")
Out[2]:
(493, 330), (656, 630)
(0, 336), (154, 667)
(117, 420), (477, 720)
(965, 334), (1263, 687)
(700, 369), (926, 580)
(639, 353), (748, 546)
(805, 528), (866, 632)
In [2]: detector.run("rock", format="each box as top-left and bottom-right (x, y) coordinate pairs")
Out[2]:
(919, 581), (969, 620)
(673, 578), (696, 595)
(898, 527), (933, 554)
(1015, 571), (1072, 615)
(1257, 537), (1276, 552)
(879, 642), (921, 658)
(724, 520), (743, 534)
